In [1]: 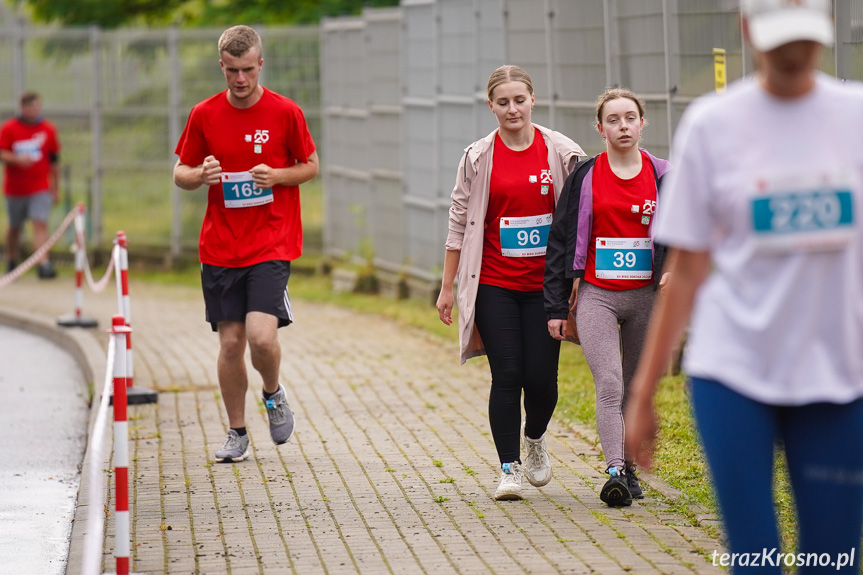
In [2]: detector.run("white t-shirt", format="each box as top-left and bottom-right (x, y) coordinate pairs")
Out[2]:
(656, 73), (863, 405)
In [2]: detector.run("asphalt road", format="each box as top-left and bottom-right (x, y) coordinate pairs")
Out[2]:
(0, 323), (89, 575)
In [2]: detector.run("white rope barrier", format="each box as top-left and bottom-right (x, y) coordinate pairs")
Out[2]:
(76, 208), (115, 294)
(0, 204), (78, 290)
(53, 204), (114, 328)
(80, 332), (115, 575)
(82, 244), (116, 294)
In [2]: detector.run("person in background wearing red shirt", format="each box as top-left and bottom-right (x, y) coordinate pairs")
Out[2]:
(544, 89), (671, 507)
(436, 65), (585, 501)
(0, 91), (60, 278)
(173, 25), (319, 463)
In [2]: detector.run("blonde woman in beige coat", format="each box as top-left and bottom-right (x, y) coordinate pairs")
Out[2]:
(436, 65), (585, 500)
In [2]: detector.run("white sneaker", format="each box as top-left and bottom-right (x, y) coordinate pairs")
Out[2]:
(494, 462), (524, 501)
(522, 429), (552, 487)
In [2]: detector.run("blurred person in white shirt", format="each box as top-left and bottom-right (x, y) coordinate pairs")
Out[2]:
(625, 1), (863, 572)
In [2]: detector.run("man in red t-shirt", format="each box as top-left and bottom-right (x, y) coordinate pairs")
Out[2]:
(0, 92), (61, 278)
(173, 25), (319, 463)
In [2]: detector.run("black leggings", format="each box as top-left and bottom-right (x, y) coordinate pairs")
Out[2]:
(474, 284), (561, 464)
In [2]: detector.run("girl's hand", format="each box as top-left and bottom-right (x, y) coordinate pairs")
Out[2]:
(436, 288), (455, 326)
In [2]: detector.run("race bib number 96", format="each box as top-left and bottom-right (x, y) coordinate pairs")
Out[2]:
(500, 213), (552, 257)
(221, 171), (273, 208)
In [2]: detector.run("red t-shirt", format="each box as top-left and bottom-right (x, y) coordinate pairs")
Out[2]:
(480, 131), (555, 291)
(174, 88), (316, 267)
(0, 117), (60, 197)
(585, 151), (657, 291)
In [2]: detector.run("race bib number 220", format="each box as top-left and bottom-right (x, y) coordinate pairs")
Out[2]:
(751, 189), (855, 252)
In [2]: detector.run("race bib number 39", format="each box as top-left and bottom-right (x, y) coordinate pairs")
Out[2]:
(221, 171), (273, 208)
(594, 237), (653, 280)
(500, 213), (552, 257)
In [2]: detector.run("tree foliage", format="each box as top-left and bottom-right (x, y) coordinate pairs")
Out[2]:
(14, 0), (185, 27)
(14, 0), (400, 27)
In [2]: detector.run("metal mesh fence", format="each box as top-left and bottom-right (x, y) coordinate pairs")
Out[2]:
(322, 0), (863, 280)
(0, 21), (321, 257)
(1, 1), (861, 276)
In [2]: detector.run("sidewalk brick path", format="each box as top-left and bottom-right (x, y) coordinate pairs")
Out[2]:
(0, 276), (725, 574)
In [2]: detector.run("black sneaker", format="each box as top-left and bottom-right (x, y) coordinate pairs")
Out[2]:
(625, 465), (644, 499)
(37, 262), (57, 279)
(600, 466), (633, 507)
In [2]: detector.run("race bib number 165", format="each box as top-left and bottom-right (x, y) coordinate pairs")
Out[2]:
(221, 171), (273, 208)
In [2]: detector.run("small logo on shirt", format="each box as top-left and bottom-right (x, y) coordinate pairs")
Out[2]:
(254, 144), (262, 154)
(631, 204), (640, 213)
(254, 129), (270, 143)
(541, 185), (549, 195)
(245, 134), (253, 142)
(529, 175), (537, 183)
(642, 200), (656, 215)
(540, 169), (552, 184)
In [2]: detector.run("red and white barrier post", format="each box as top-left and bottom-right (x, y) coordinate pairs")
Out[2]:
(113, 231), (157, 404)
(57, 203), (98, 328)
(114, 232), (133, 388)
(110, 314), (131, 575)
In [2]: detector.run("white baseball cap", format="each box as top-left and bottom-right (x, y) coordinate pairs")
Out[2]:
(741, 0), (834, 52)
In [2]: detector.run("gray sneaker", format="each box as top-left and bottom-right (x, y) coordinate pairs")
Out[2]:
(215, 430), (249, 462)
(523, 430), (552, 487)
(264, 384), (295, 444)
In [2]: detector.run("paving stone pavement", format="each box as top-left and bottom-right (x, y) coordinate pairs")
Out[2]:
(0, 274), (727, 574)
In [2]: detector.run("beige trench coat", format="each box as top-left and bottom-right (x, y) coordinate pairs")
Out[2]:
(445, 124), (586, 364)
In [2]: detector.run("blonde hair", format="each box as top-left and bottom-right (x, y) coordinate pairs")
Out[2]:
(595, 88), (647, 125)
(218, 25), (262, 58)
(487, 65), (534, 101)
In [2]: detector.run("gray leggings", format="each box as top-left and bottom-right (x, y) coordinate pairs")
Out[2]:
(576, 281), (656, 471)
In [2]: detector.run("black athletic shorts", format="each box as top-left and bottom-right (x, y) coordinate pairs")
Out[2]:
(201, 260), (293, 332)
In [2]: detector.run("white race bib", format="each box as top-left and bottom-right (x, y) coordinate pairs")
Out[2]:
(221, 171), (273, 208)
(750, 170), (857, 253)
(13, 138), (42, 162)
(594, 237), (653, 280)
(499, 213), (552, 257)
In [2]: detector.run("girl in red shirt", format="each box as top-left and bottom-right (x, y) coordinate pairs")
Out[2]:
(436, 66), (585, 500)
(544, 89), (671, 507)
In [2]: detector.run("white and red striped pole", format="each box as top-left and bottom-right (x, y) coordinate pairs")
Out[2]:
(114, 231), (134, 388)
(57, 203), (97, 328)
(112, 232), (157, 405)
(110, 314), (131, 575)
(73, 205), (86, 321)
